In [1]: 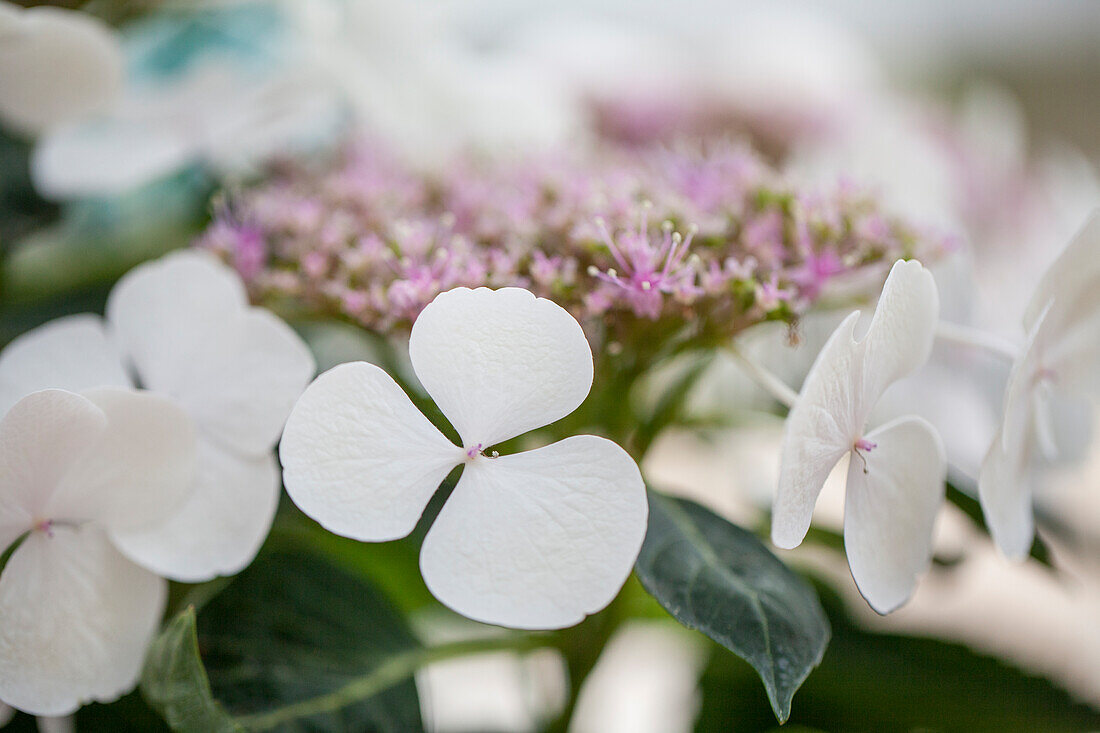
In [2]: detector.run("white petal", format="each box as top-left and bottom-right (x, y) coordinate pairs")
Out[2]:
(978, 427), (1033, 561)
(1044, 388), (1094, 466)
(844, 416), (945, 614)
(0, 390), (106, 550)
(420, 435), (648, 630)
(0, 315), (130, 417)
(859, 259), (940, 402)
(1042, 283), (1100, 402)
(874, 359), (999, 481)
(773, 312), (863, 548)
(109, 439), (278, 582)
(409, 287), (593, 449)
(107, 250), (248, 393)
(108, 251), (313, 454)
(0, 5), (122, 135)
(280, 362), (464, 542)
(999, 321), (1043, 456)
(0, 525), (165, 716)
(1024, 209), (1100, 332)
(51, 388), (195, 532)
(165, 308), (314, 455)
(32, 119), (193, 199)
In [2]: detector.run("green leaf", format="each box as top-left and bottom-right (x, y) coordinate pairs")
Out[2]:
(694, 582), (1100, 732)
(141, 607), (242, 733)
(143, 550), (425, 732)
(635, 490), (830, 722)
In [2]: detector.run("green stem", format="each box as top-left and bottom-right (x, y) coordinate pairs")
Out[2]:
(725, 343), (798, 409)
(235, 636), (552, 731)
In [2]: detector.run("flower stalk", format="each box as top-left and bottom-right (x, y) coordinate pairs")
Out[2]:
(934, 321), (1021, 362)
(726, 344), (800, 409)
(235, 635), (556, 731)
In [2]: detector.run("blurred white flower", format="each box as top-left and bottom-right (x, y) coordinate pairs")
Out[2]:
(0, 388), (194, 715)
(774, 259), (945, 614)
(874, 351), (1001, 482)
(455, 0), (882, 134)
(0, 251), (315, 581)
(280, 286), (648, 630)
(283, 0), (579, 163)
(0, 1), (123, 135)
(980, 211), (1100, 560)
(787, 96), (962, 234)
(32, 59), (341, 199)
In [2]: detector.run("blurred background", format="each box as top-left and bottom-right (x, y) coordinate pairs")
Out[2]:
(3, 1), (1100, 731)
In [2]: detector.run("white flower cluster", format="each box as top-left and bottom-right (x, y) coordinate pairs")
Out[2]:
(771, 210), (1100, 613)
(0, 211), (1096, 716)
(0, 252), (314, 715)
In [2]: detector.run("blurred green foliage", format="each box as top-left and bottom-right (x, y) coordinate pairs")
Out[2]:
(695, 582), (1100, 732)
(143, 549), (424, 732)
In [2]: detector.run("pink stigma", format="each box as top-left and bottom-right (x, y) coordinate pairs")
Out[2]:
(466, 443), (484, 459)
(854, 438), (877, 452)
(33, 519), (54, 538)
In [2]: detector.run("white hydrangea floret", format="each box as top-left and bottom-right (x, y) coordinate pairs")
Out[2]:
(0, 250), (315, 582)
(773, 259), (946, 614)
(280, 286), (648, 630)
(0, 388), (194, 715)
(979, 210), (1100, 559)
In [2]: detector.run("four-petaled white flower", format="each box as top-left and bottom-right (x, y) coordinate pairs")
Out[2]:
(979, 211), (1100, 559)
(773, 259), (945, 614)
(0, 388), (194, 715)
(280, 287), (648, 630)
(0, 250), (315, 582)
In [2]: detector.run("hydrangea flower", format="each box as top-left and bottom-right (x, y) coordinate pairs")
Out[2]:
(29, 3), (342, 200)
(773, 259), (945, 614)
(0, 1), (123, 135)
(0, 388), (194, 715)
(979, 211), (1100, 559)
(280, 286), (648, 629)
(197, 138), (947, 341)
(0, 251), (315, 581)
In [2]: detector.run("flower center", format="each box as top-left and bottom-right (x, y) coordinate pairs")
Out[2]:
(32, 519), (55, 538)
(1035, 366), (1058, 385)
(854, 438), (877, 453)
(852, 438), (877, 474)
(463, 443), (501, 462)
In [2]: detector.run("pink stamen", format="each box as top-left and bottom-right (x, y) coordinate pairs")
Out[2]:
(854, 438), (877, 452)
(465, 443), (484, 459)
(1036, 366), (1058, 384)
(595, 217), (631, 273)
(33, 519), (54, 538)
